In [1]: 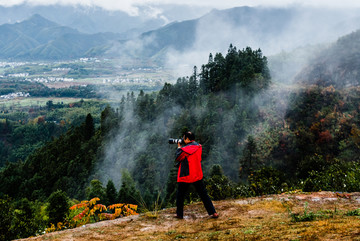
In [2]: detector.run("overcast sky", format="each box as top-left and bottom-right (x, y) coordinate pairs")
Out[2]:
(0, 0), (359, 15)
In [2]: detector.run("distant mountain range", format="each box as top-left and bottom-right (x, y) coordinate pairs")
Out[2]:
(114, 6), (360, 66)
(0, 14), (121, 60)
(126, 6), (294, 58)
(0, 4), (211, 36)
(0, 6), (360, 63)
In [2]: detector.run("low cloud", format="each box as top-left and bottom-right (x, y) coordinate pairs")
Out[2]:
(1, 0), (360, 17)
(164, 6), (360, 79)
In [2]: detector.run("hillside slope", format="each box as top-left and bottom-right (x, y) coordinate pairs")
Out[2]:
(19, 192), (360, 240)
(295, 29), (360, 88)
(2, 6), (360, 62)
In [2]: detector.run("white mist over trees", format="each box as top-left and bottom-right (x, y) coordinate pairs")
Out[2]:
(92, 45), (272, 204)
(163, 6), (360, 78)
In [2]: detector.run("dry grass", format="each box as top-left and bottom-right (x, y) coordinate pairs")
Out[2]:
(19, 192), (360, 241)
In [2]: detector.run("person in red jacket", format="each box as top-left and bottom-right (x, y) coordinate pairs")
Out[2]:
(175, 131), (218, 219)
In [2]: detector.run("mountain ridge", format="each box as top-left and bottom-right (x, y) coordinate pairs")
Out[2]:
(0, 4), (211, 35)
(1, 6), (360, 62)
(0, 14), (120, 60)
(112, 6), (360, 66)
(295, 28), (360, 88)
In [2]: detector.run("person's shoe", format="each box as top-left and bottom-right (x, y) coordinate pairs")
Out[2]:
(211, 213), (219, 218)
(174, 215), (183, 219)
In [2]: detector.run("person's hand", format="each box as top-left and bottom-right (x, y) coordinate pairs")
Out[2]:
(177, 142), (181, 148)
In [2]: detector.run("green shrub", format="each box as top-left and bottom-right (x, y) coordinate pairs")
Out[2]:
(206, 165), (234, 200)
(0, 196), (14, 241)
(303, 161), (360, 192)
(11, 198), (42, 239)
(233, 184), (253, 198)
(248, 167), (286, 196)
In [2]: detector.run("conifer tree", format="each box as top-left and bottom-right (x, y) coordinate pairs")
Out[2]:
(47, 190), (69, 225)
(83, 113), (95, 140)
(239, 135), (261, 181)
(165, 166), (178, 206)
(86, 179), (105, 201)
(100, 105), (118, 136)
(104, 179), (117, 206)
(118, 169), (140, 204)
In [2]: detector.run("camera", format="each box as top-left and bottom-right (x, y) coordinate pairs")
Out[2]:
(168, 138), (183, 144)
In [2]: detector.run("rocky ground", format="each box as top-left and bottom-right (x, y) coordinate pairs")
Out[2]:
(18, 191), (360, 240)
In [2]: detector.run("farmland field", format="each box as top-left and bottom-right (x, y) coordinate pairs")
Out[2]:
(0, 97), (98, 108)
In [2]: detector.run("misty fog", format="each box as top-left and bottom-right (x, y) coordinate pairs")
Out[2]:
(165, 6), (360, 81)
(94, 5), (360, 187)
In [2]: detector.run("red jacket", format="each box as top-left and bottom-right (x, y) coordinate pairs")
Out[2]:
(175, 142), (203, 183)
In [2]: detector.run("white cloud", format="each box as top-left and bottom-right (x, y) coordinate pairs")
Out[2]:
(0, 0), (24, 7)
(0, 0), (140, 15)
(1, 0), (359, 16)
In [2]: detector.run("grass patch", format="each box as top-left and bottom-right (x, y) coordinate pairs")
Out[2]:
(285, 202), (339, 222)
(166, 230), (176, 235)
(286, 202), (317, 222)
(345, 209), (360, 216)
(175, 234), (186, 239)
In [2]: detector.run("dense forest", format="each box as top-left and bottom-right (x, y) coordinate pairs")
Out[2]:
(0, 100), (105, 167)
(0, 42), (359, 240)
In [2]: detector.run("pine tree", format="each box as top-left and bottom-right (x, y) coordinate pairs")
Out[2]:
(83, 113), (95, 140)
(100, 105), (118, 136)
(165, 167), (178, 206)
(47, 190), (69, 225)
(239, 135), (261, 181)
(86, 179), (105, 201)
(188, 66), (199, 102)
(118, 169), (140, 204)
(104, 179), (117, 206)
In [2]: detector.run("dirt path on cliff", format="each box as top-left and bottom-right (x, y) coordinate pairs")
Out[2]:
(18, 192), (360, 240)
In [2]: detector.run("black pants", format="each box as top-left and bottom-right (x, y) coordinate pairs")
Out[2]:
(176, 179), (216, 217)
